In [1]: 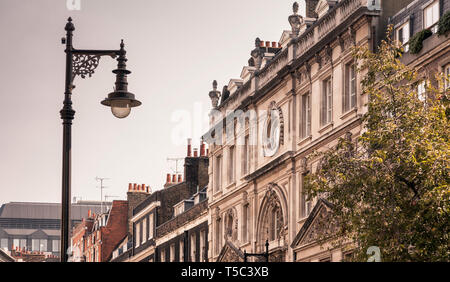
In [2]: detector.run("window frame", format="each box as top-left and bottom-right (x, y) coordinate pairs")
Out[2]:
(444, 64), (450, 90)
(228, 146), (235, 184)
(396, 22), (410, 51)
(321, 77), (333, 126)
(423, 0), (440, 31)
(301, 92), (311, 138)
(417, 80), (427, 102)
(215, 155), (222, 192)
(343, 62), (357, 113)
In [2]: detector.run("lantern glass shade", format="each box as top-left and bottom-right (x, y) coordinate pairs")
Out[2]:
(111, 100), (131, 119)
(101, 91), (141, 119)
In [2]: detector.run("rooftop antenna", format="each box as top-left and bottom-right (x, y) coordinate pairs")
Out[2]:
(166, 157), (184, 175)
(95, 177), (109, 214)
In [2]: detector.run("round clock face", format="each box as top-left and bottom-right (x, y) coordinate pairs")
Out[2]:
(263, 109), (281, 157)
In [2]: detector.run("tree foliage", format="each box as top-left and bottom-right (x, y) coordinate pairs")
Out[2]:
(304, 27), (450, 262)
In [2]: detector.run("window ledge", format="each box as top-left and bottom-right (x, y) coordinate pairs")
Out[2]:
(297, 135), (312, 146)
(318, 122), (333, 134)
(340, 108), (357, 120)
(225, 182), (236, 190)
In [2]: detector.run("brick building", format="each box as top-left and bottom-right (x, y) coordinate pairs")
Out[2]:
(155, 186), (208, 262)
(72, 200), (128, 262)
(111, 139), (209, 262)
(391, 0), (450, 82)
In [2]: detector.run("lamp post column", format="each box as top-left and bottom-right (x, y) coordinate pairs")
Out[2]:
(60, 18), (75, 262)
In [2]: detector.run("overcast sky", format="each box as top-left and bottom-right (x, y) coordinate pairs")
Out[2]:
(0, 0), (305, 205)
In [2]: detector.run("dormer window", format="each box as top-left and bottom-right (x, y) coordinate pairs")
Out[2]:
(315, 0), (331, 18)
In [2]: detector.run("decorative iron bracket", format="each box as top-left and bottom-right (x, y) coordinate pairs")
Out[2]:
(70, 50), (119, 87)
(71, 54), (101, 82)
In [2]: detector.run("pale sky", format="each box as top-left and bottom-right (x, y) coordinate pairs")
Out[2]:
(0, 0), (305, 205)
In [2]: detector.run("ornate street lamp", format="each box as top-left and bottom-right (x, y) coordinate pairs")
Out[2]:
(59, 17), (141, 262)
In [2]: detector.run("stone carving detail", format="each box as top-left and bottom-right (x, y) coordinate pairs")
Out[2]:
(209, 80), (221, 108)
(295, 64), (310, 85)
(242, 191), (249, 205)
(224, 208), (238, 242)
(301, 157), (308, 173)
(251, 38), (264, 69)
(323, 45), (333, 66)
(348, 26), (356, 46)
(288, 2), (304, 36)
(215, 206), (221, 221)
(221, 248), (242, 262)
(301, 206), (337, 245)
(217, 241), (244, 262)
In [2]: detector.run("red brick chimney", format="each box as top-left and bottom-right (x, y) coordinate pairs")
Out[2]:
(200, 140), (205, 157)
(187, 138), (192, 157)
(193, 148), (198, 157)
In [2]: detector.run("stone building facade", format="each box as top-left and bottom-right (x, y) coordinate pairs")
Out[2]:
(203, 0), (419, 262)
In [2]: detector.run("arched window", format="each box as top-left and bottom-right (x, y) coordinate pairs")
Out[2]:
(258, 187), (284, 247)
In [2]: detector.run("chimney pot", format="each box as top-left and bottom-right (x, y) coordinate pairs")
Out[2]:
(133, 183), (137, 191)
(172, 174), (177, 183)
(166, 173), (171, 183)
(177, 174), (182, 182)
(193, 148), (198, 157)
(260, 40), (264, 47)
(265, 41), (270, 47)
(142, 184), (145, 192)
(200, 140), (205, 156)
(128, 183), (132, 191)
(187, 138), (192, 157)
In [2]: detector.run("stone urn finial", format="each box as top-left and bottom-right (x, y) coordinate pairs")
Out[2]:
(209, 80), (221, 108)
(288, 2), (303, 36)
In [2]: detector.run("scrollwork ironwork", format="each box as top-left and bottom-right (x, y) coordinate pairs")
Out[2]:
(71, 54), (101, 82)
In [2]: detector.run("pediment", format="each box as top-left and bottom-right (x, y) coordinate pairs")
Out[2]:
(279, 30), (292, 47)
(315, 0), (330, 18)
(30, 229), (47, 239)
(291, 198), (336, 248)
(240, 66), (256, 81)
(216, 240), (244, 262)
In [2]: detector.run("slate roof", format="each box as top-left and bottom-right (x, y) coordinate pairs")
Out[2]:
(0, 201), (107, 220)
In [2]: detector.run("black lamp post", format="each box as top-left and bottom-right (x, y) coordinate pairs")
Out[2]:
(60, 17), (141, 262)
